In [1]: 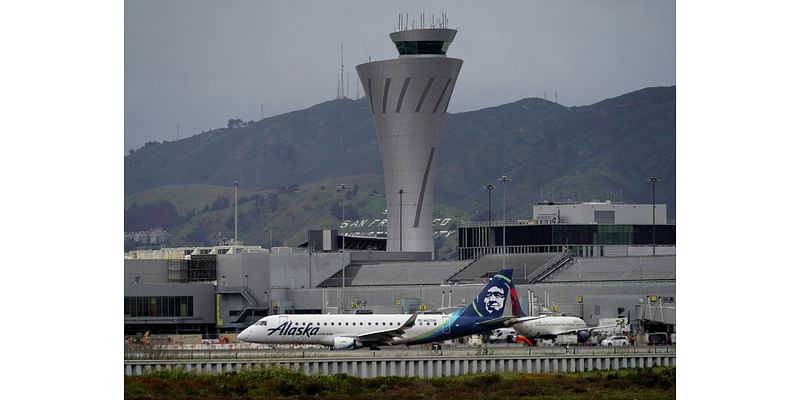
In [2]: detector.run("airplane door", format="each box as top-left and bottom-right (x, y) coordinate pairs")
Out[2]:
(442, 316), (450, 335)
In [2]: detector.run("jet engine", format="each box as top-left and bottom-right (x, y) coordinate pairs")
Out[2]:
(577, 330), (591, 343)
(332, 337), (361, 350)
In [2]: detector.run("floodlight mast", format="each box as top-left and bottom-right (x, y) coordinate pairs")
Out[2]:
(498, 176), (511, 267)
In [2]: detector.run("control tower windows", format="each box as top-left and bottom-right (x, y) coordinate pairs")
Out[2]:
(394, 41), (451, 55)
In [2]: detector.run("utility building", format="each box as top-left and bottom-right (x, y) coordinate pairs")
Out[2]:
(533, 201), (667, 225)
(356, 25), (462, 256)
(459, 202), (675, 260)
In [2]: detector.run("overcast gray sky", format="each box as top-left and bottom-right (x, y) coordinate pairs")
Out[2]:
(125, 0), (675, 152)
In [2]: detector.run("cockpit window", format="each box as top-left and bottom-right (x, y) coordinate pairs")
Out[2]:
(258, 321), (267, 326)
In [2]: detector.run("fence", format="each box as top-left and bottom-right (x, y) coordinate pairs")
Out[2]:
(125, 345), (676, 377)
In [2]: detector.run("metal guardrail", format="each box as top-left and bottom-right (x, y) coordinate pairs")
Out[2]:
(528, 253), (573, 283)
(445, 256), (482, 282)
(460, 220), (538, 227)
(124, 343), (676, 361)
(125, 345), (676, 377)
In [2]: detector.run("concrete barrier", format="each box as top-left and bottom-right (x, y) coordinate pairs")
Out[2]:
(165, 334), (203, 345)
(218, 334), (239, 344)
(125, 352), (676, 377)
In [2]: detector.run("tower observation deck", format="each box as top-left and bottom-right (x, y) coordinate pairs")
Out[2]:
(356, 25), (462, 256)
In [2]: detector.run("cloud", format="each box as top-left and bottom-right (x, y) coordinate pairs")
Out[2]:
(125, 0), (675, 152)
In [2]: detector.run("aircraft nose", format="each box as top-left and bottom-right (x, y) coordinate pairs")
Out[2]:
(237, 328), (250, 342)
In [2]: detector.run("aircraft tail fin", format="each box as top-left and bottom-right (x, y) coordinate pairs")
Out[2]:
(460, 268), (516, 320)
(510, 284), (525, 318)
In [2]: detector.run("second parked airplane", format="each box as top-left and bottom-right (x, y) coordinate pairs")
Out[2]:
(509, 313), (622, 344)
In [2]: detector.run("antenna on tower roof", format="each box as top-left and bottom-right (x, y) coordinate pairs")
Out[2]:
(340, 44), (345, 100)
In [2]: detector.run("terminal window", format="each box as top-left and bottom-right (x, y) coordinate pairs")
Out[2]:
(394, 41), (451, 55)
(594, 211), (615, 224)
(125, 296), (193, 317)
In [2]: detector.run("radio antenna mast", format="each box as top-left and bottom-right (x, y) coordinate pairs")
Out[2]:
(340, 44), (344, 99)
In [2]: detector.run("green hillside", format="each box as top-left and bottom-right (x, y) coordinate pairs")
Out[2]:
(124, 184), (255, 216)
(124, 180), (465, 259)
(124, 86), (675, 258)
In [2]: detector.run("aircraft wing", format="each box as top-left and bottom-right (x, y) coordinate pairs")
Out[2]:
(476, 315), (517, 328)
(557, 324), (620, 335)
(506, 315), (548, 326)
(354, 312), (418, 344)
(584, 324), (622, 333)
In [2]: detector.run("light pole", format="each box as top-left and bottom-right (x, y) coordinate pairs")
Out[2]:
(650, 177), (659, 256)
(398, 189), (404, 252)
(234, 180), (239, 246)
(339, 183), (349, 252)
(498, 175), (511, 267)
(484, 184), (494, 223)
(339, 183), (349, 309)
(263, 228), (272, 252)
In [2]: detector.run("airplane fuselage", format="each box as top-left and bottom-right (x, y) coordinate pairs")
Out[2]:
(513, 316), (587, 338)
(237, 313), (492, 348)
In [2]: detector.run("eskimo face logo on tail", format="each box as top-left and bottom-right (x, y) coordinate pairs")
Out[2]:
(483, 286), (506, 314)
(461, 269), (514, 319)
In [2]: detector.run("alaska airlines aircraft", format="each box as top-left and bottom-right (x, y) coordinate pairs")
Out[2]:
(237, 269), (520, 350)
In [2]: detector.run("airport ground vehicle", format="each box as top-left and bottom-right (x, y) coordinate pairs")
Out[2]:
(600, 335), (630, 346)
(646, 332), (670, 345)
(488, 328), (517, 343)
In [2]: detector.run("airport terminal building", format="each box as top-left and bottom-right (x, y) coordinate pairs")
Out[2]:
(124, 201), (676, 338)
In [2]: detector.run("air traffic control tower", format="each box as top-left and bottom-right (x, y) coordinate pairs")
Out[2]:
(356, 21), (462, 256)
